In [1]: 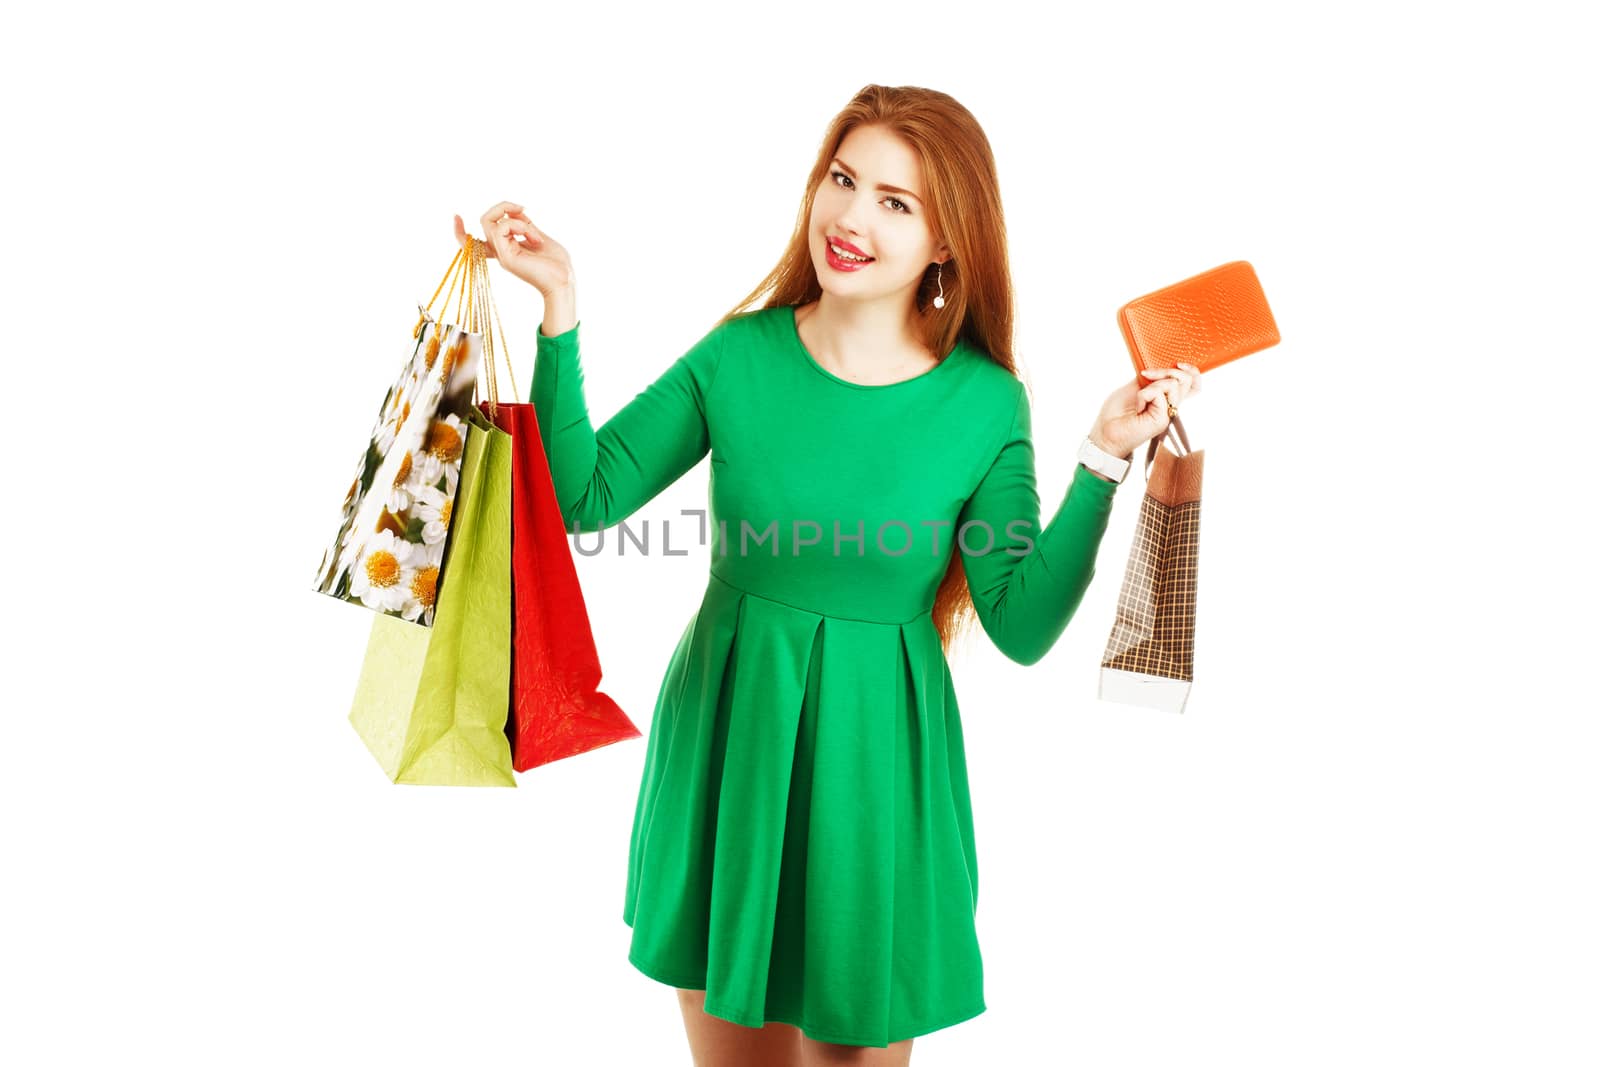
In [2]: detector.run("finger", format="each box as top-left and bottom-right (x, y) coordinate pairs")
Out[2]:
(1149, 366), (1194, 400)
(454, 215), (498, 257)
(454, 214), (501, 256)
(504, 214), (546, 245)
(496, 209), (549, 247)
(479, 201), (526, 232)
(481, 201), (524, 222)
(1135, 382), (1169, 409)
(495, 215), (543, 248)
(487, 216), (517, 256)
(1140, 366), (1190, 395)
(1137, 380), (1181, 413)
(485, 216), (527, 256)
(1172, 363), (1200, 397)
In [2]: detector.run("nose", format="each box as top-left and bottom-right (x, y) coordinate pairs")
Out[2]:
(832, 203), (865, 239)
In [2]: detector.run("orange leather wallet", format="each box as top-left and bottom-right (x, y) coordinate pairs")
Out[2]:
(1117, 260), (1280, 378)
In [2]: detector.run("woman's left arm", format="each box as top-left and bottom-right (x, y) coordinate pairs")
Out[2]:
(957, 361), (1201, 666)
(957, 383), (1121, 667)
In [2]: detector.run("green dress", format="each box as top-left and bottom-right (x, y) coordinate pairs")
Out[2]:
(531, 304), (1121, 1048)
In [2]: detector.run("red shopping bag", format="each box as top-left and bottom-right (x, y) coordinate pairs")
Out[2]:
(486, 401), (640, 771)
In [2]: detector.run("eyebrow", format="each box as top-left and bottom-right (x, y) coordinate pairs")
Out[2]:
(831, 158), (923, 205)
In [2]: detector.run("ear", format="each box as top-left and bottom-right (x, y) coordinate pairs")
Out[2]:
(935, 243), (952, 265)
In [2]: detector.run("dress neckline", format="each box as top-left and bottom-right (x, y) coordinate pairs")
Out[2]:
(784, 305), (962, 391)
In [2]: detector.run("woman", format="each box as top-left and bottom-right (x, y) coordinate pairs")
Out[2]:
(458, 84), (1198, 1066)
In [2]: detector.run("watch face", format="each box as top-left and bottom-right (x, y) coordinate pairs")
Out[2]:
(1077, 438), (1127, 483)
(1079, 438), (1113, 463)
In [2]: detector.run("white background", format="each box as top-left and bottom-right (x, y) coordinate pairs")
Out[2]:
(5, 1), (1595, 1063)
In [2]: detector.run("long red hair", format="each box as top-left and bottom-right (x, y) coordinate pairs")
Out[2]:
(714, 84), (1025, 659)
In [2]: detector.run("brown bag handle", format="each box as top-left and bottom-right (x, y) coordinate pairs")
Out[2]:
(1143, 412), (1192, 481)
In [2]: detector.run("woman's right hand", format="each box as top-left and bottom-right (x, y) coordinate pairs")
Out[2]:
(454, 202), (575, 297)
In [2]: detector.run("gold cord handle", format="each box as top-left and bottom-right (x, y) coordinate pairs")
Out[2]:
(413, 247), (466, 339)
(411, 237), (519, 421)
(465, 237), (519, 420)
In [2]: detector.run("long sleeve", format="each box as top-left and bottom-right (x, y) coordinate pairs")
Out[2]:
(957, 382), (1120, 666)
(530, 319), (727, 532)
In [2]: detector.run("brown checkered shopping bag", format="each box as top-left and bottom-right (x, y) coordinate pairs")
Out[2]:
(1099, 414), (1203, 713)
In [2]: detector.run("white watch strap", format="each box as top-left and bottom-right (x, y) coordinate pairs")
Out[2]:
(1077, 435), (1131, 484)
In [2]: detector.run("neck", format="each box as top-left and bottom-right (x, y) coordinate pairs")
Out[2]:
(803, 293), (930, 367)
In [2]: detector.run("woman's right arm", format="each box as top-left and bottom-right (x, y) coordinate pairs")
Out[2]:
(464, 204), (728, 533)
(540, 282), (577, 339)
(530, 289), (728, 534)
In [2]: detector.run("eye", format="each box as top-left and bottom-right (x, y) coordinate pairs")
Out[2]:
(830, 170), (912, 215)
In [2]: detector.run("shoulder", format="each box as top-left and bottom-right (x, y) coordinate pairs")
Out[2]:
(698, 305), (786, 349)
(677, 307), (784, 394)
(700, 306), (793, 371)
(954, 339), (1027, 418)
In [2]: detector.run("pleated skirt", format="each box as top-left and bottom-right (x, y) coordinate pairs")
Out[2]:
(622, 572), (988, 1048)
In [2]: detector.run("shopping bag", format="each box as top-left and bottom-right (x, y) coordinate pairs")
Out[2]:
(312, 248), (485, 627)
(345, 237), (523, 785)
(1099, 415), (1203, 714)
(348, 401), (518, 785)
(485, 402), (641, 771)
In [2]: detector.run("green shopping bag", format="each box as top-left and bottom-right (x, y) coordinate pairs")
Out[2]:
(348, 403), (516, 786)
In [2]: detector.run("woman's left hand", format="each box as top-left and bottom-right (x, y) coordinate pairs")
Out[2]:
(1088, 363), (1203, 459)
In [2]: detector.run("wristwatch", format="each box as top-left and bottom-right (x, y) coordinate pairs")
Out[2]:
(1076, 435), (1131, 484)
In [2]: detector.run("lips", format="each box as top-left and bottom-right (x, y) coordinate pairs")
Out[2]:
(824, 236), (874, 272)
(828, 235), (872, 259)
(824, 241), (873, 272)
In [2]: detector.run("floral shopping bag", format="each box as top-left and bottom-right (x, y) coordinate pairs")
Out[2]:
(311, 247), (487, 627)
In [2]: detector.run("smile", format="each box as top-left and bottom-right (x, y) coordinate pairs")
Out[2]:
(825, 240), (874, 271)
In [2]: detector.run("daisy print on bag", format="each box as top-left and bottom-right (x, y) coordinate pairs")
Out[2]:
(312, 315), (483, 627)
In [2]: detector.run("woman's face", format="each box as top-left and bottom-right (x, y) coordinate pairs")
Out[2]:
(809, 124), (948, 311)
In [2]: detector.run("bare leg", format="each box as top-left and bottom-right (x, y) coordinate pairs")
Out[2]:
(799, 1036), (913, 1066)
(798, 1037), (914, 1066)
(677, 987), (803, 1067)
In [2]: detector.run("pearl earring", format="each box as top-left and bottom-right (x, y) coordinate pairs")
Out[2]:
(932, 263), (947, 309)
